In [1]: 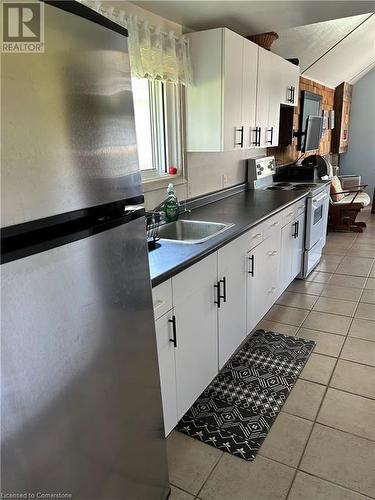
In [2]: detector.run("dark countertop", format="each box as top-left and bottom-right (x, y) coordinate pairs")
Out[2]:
(149, 189), (308, 287)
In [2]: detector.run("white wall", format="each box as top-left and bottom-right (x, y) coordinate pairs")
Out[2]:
(185, 149), (266, 198)
(340, 68), (375, 197)
(144, 149), (267, 209)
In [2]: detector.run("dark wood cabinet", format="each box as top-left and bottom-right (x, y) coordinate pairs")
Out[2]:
(332, 82), (352, 154)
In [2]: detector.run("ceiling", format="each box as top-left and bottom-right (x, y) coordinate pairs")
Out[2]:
(133, 1), (375, 87)
(133, 1), (375, 35)
(273, 13), (375, 87)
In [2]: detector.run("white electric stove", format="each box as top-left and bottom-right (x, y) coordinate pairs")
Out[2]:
(248, 156), (331, 277)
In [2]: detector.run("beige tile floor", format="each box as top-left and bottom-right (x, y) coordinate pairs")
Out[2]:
(167, 208), (375, 500)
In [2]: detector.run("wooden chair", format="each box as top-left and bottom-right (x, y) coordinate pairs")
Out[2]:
(329, 183), (370, 232)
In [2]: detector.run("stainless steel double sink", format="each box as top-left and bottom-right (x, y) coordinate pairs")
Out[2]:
(158, 220), (234, 244)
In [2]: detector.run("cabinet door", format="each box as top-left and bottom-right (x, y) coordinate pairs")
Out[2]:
(185, 28), (224, 151)
(280, 60), (300, 106)
(155, 310), (178, 436)
(256, 48), (271, 148)
(172, 253), (218, 419)
(256, 48), (280, 148)
(217, 234), (248, 368)
(223, 29), (245, 151)
(242, 39), (258, 148)
(291, 212), (306, 279)
(246, 241), (267, 333)
(280, 221), (295, 294)
(266, 74), (281, 147)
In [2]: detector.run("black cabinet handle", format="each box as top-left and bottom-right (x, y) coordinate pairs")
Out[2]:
(266, 127), (274, 145)
(296, 220), (299, 238)
(168, 315), (177, 348)
(214, 281), (221, 308)
(220, 276), (227, 303)
(292, 221), (298, 238)
(288, 86), (295, 103)
(235, 126), (244, 147)
(251, 127), (261, 146)
(248, 255), (255, 276)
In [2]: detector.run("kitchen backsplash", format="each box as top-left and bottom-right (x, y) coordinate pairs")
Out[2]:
(144, 148), (267, 210)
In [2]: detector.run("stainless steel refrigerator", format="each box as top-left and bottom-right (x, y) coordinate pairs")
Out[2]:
(1, 2), (169, 498)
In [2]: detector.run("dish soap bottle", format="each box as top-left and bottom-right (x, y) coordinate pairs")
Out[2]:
(164, 183), (179, 222)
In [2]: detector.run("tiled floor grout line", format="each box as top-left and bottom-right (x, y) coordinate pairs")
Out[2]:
(195, 452), (224, 499)
(294, 469), (375, 500)
(253, 452), (375, 500)
(302, 380), (375, 400)
(307, 420), (375, 444)
(299, 351), (375, 367)
(169, 482), (200, 497)
(284, 251), (369, 500)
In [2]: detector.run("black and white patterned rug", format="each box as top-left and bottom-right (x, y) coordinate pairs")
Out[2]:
(176, 329), (315, 461)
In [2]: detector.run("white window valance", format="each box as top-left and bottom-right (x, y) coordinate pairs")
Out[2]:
(77, 0), (193, 86)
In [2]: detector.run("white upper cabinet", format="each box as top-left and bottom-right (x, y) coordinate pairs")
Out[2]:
(222, 29), (245, 151)
(279, 59), (300, 107)
(256, 48), (281, 148)
(185, 28), (223, 152)
(186, 27), (300, 151)
(186, 28), (258, 152)
(241, 39), (259, 149)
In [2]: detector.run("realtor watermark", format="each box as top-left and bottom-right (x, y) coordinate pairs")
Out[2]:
(1, 1), (44, 52)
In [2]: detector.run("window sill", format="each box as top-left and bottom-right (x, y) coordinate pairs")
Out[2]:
(141, 172), (186, 193)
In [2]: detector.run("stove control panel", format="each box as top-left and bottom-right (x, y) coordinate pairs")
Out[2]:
(248, 156), (276, 182)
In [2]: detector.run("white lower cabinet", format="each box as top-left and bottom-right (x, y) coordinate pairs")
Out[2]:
(155, 310), (178, 436)
(153, 199), (306, 436)
(280, 209), (306, 293)
(291, 212), (306, 279)
(262, 230), (282, 310)
(172, 253), (218, 420)
(246, 240), (267, 333)
(217, 233), (248, 368)
(246, 227), (282, 333)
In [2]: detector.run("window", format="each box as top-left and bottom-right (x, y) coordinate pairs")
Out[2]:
(131, 77), (183, 179)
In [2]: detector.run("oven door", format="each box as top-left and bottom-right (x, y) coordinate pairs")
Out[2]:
(305, 188), (330, 250)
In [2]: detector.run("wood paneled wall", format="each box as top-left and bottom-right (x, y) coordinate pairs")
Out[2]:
(270, 76), (335, 165)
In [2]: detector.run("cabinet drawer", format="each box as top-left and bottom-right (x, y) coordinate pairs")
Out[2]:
(282, 206), (296, 227)
(245, 224), (264, 250)
(295, 199), (306, 216)
(263, 213), (282, 239)
(152, 279), (173, 320)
